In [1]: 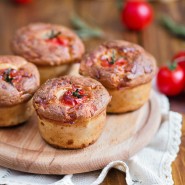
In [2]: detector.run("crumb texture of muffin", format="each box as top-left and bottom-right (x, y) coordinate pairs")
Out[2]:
(80, 40), (157, 113)
(0, 55), (40, 126)
(33, 75), (111, 149)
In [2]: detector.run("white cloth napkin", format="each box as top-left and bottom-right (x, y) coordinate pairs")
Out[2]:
(0, 92), (182, 185)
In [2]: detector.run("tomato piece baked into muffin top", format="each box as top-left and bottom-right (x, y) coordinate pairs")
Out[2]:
(0, 55), (40, 126)
(33, 75), (111, 149)
(80, 40), (157, 113)
(11, 23), (85, 83)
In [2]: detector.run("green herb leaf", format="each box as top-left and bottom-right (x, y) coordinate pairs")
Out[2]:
(106, 51), (116, 65)
(48, 30), (61, 39)
(160, 15), (185, 38)
(72, 89), (83, 98)
(168, 62), (177, 71)
(70, 14), (89, 30)
(70, 14), (104, 39)
(109, 50), (116, 65)
(3, 68), (13, 85)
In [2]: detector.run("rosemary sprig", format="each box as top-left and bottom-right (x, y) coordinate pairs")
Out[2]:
(72, 89), (83, 98)
(3, 68), (13, 85)
(48, 30), (61, 39)
(160, 15), (185, 38)
(70, 14), (104, 39)
(108, 51), (116, 65)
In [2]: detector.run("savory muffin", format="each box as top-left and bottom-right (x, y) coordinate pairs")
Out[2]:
(33, 75), (110, 149)
(0, 55), (40, 126)
(80, 40), (156, 113)
(11, 23), (85, 83)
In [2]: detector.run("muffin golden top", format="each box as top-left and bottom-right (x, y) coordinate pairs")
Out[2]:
(0, 56), (40, 106)
(11, 23), (85, 66)
(33, 75), (111, 123)
(80, 40), (156, 89)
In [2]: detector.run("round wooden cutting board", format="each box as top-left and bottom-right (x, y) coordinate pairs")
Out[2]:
(0, 91), (161, 175)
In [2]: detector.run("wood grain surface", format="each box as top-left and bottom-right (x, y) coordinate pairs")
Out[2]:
(0, 0), (184, 184)
(0, 92), (161, 175)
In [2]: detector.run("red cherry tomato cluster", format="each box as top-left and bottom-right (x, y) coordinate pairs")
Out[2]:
(121, 0), (153, 31)
(157, 51), (185, 96)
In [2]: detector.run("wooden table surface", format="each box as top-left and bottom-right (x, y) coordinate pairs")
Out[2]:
(0, 0), (185, 184)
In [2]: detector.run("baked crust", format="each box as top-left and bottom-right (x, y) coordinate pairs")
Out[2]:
(107, 82), (151, 113)
(0, 99), (33, 126)
(0, 55), (40, 106)
(80, 40), (157, 89)
(38, 109), (106, 149)
(11, 23), (85, 66)
(33, 75), (111, 123)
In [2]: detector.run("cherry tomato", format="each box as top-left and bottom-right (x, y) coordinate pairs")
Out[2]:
(61, 89), (87, 106)
(172, 51), (185, 75)
(13, 0), (32, 4)
(46, 38), (59, 45)
(116, 58), (127, 66)
(101, 60), (111, 67)
(46, 37), (69, 46)
(157, 64), (185, 96)
(121, 0), (153, 31)
(57, 36), (69, 46)
(61, 93), (77, 106)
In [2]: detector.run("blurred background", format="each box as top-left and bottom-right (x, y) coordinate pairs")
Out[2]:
(0, 0), (185, 112)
